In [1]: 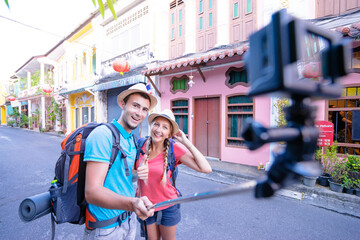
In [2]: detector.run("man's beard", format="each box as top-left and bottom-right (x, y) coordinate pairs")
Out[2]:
(123, 117), (138, 130)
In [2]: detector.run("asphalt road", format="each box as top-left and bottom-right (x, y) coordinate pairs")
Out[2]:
(0, 126), (358, 240)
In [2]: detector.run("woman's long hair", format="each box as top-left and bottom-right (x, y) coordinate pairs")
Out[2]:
(145, 136), (171, 185)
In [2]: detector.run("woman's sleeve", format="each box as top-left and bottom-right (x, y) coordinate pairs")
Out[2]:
(173, 142), (187, 165)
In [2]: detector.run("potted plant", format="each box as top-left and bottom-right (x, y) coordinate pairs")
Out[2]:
(354, 179), (360, 197)
(316, 144), (336, 187)
(302, 175), (318, 187)
(342, 176), (355, 194)
(328, 155), (347, 193)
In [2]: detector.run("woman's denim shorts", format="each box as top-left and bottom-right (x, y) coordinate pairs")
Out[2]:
(144, 204), (181, 227)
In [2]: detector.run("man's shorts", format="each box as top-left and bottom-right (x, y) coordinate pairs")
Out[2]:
(144, 204), (181, 227)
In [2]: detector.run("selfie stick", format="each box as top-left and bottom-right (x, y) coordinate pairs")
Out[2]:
(148, 180), (257, 209)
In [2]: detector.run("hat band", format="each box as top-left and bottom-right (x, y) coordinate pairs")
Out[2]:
(161, 114), (173, 121)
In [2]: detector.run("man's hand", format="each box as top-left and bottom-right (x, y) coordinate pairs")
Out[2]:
(132, 196), (154, 220)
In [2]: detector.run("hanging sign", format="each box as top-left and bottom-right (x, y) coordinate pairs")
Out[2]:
(315, 121), (334, 147)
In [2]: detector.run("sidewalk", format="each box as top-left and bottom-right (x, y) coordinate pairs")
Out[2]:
(205, 159), (360, 218)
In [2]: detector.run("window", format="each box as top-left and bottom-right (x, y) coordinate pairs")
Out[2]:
(92, 47), (96, 74)
(230, 0), (256, 43)
(82, 107), (89, 125)
(170, 75), (189, 93)
(304, 34), (321, 61)
(226, 95), (253, 147)
(197, 0), (216, 52)
(352, 50), (360, 69)
(74, 57), (78, 80)
(233, 2), (239, 18)
(169, 0), (185, 58)
(75, 108), (80, 128)
(171, 99), (189, 137)
(225, 67), (248, 88)
(91, 106), (95, 122)
(328, 87), (360, 155)
(83, 52), (87, 75)
(246, 0), (252, 13)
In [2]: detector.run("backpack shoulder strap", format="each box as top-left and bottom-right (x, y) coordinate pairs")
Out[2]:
(167, 139), (180, 195)
(138, 136), (149, 149)
(167, 139), (176, 171)
(103, 123), (130, 176)
(135, 136), (149, 168)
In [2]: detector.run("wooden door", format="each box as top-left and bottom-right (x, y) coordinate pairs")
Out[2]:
(194, 97), (220, 158)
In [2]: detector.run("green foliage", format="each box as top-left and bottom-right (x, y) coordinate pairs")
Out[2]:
(347, 155), (360, 172)
(93, 0), (117, 20)
(35, 88), (46, 95)
(274, 98), (290, 127)
(31, 109), (40, 127)
(45, 71), (54, 85)
(343, 176), (355, 188)
(9, 107), (20, 118)
(31, 71), (40, 87)
(7, 120), (15, 127)
(19, 114), (29, 128)
(354, 179), (360, 189)
(20, 77), (28, 90)
(314, 147), (323, 162)
(330, 155), (348, 184)
(318, 143), (339, 174)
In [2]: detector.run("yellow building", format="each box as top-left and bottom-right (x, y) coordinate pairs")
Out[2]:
(0, 83), (7, 125)
(58, 19), (98, 133)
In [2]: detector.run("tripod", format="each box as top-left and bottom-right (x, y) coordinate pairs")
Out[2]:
(242, 95), (322, 198)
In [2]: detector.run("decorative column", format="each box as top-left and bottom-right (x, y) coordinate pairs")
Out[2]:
(27, 71), (31, 89)
(40, 62), (46, 129)
(66, 98), (71, 135)
(26, 70), (32, 129)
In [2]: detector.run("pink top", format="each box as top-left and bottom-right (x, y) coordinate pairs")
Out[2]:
(136, 142), (186, 211)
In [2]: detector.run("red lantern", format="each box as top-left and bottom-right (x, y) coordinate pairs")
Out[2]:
(8, 96), (16, 101)
(302, 62), (321, 78)
(43, 85), (53, 94)
(113, 58), (131, 75)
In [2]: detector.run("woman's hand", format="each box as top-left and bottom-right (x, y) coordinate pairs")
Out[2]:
(173, 130), (189, 145)
(137, 157), (149, 181)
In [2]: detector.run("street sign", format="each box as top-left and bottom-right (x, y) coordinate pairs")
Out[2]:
(315, 121), (334, 147)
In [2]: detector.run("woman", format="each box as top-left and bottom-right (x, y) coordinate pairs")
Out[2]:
(135, 109), (212, 240)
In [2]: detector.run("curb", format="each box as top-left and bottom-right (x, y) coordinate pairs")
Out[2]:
(201, 159), (360, 218)
(1, 125), (65, 138)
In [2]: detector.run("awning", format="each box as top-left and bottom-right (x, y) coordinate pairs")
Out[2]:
(59, 85), (93, 95)
(142, 44), (248, 76)
(93, 75), (145, 91)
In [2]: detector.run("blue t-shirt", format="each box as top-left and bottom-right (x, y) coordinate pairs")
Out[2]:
(84, 119), (137, 228)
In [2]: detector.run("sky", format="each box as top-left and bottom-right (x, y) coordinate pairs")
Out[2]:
(0, 0), (97, 81)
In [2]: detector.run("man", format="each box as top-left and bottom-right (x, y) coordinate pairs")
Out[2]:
(83, 83), (157, 239)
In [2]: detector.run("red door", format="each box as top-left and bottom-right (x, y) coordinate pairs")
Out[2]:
(194, 97), (220, 158)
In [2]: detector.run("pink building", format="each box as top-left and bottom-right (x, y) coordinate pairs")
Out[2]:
(142, 1), (360, 166)
(144, 45), (271, 166)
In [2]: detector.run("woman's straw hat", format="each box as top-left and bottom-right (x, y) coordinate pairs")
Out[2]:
(148, 109), (179, 136)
